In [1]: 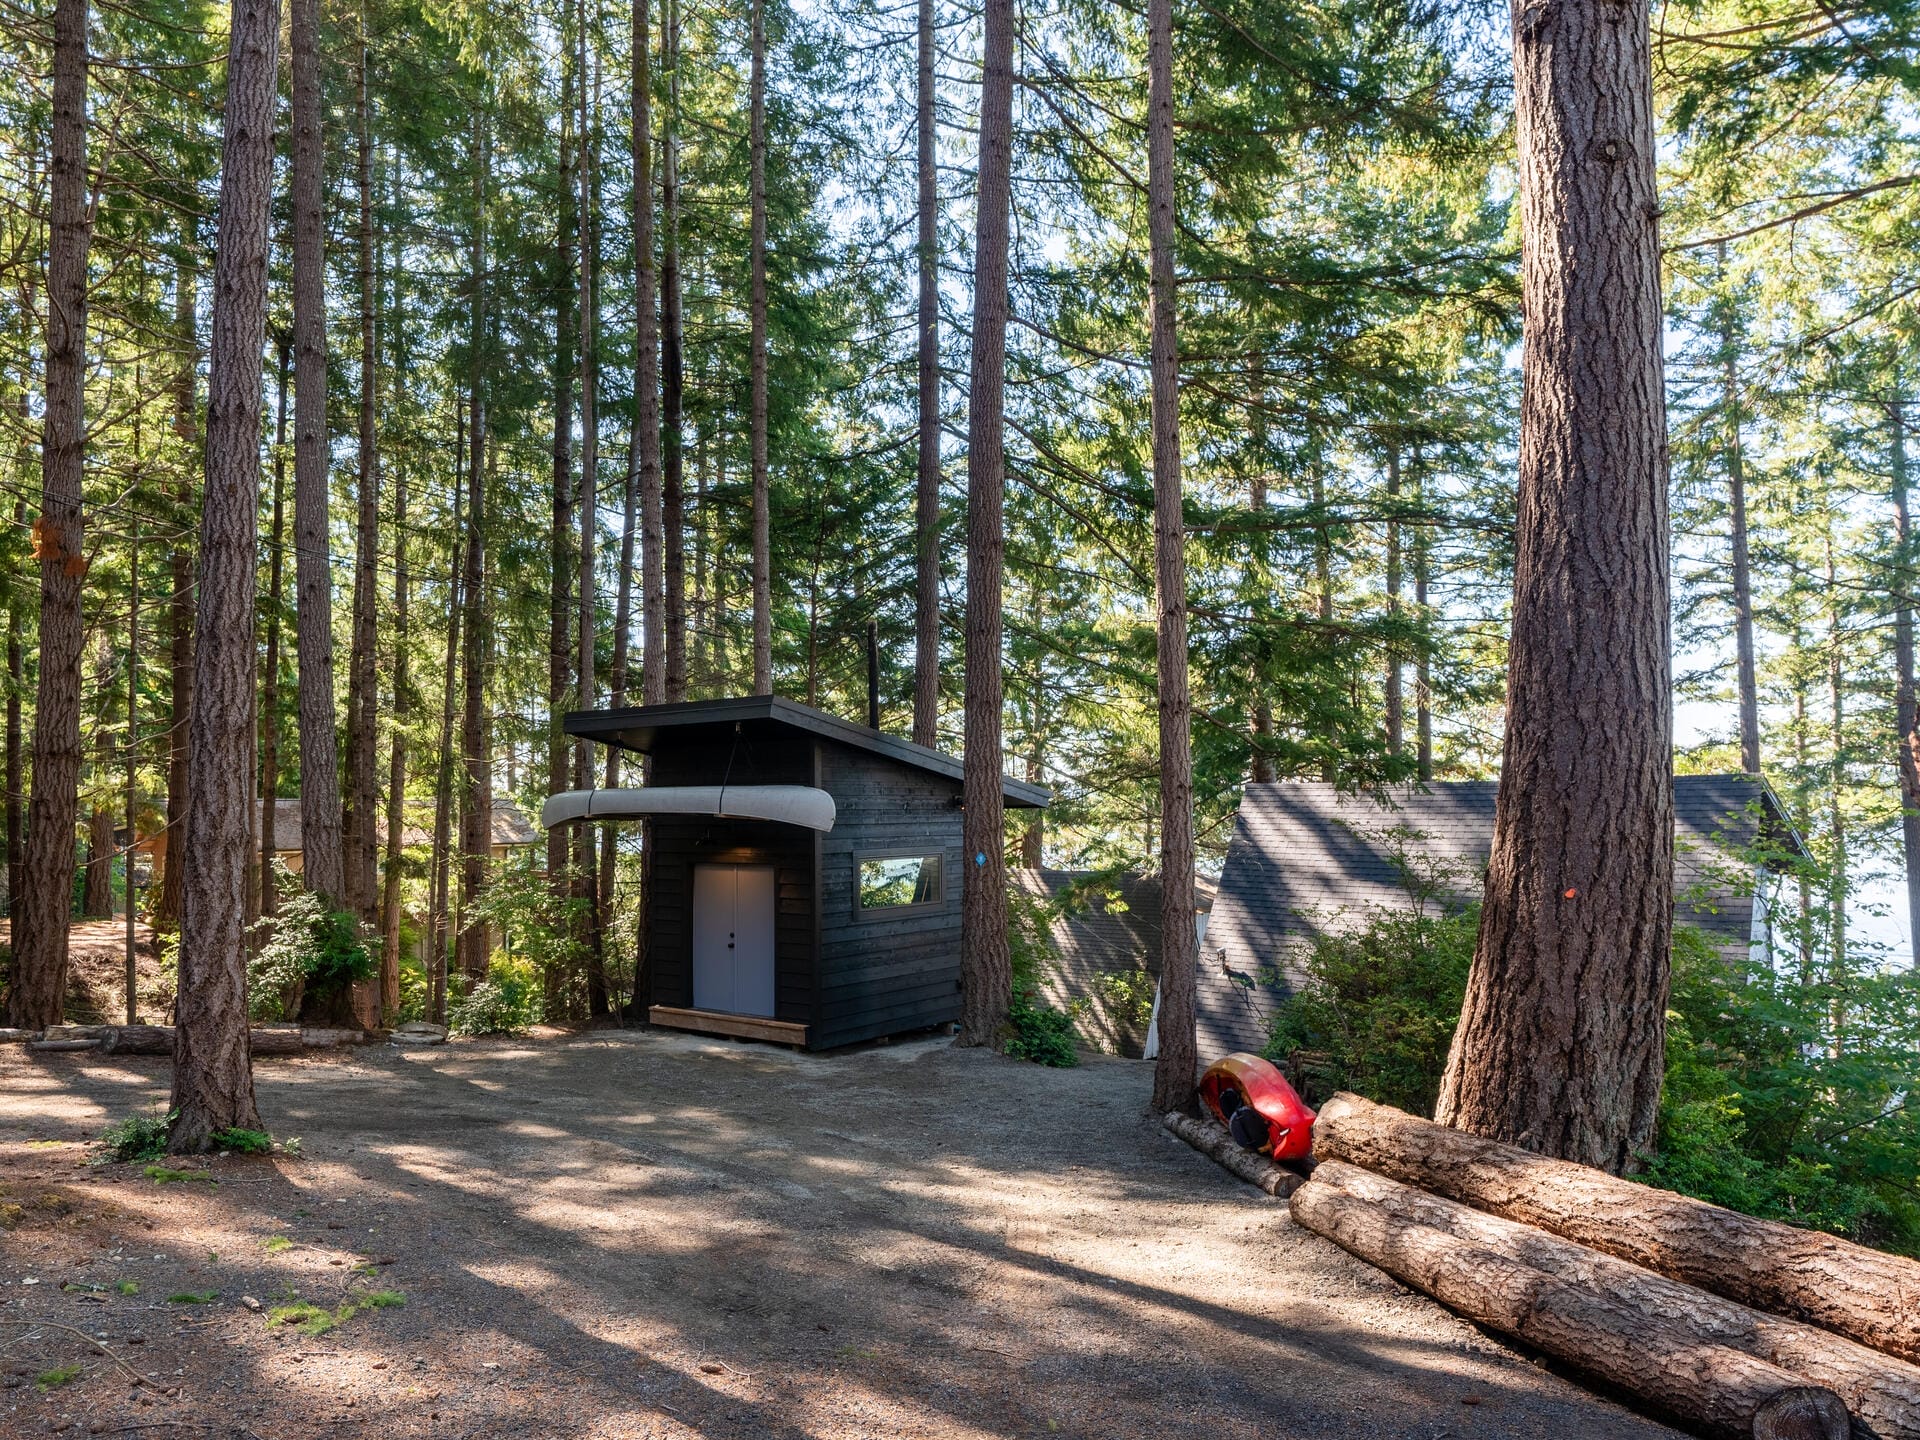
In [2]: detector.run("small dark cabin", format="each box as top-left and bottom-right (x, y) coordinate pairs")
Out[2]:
(564, 696), (1049, 1050)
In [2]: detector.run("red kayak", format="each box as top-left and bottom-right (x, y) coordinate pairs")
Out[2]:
(1199, 1053), (1316, 1164)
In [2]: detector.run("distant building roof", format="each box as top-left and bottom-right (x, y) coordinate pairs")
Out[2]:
(563, 695), (1051, 809)
(257, 798), (538, 855)
(1197, 774), (1802, 1064)
(1014, 868), (1213, 1056)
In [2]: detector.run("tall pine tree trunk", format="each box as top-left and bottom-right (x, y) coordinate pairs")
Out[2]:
(379, 460), (410, 1023)
(169, 0), (277, 1150)
(291, 0), (344, 904)
(548, 57), (577, 946)
(1720, 266), (1761, 775)
(343, 20), (381, 924)
(124, 522), (138, 1019)
(911, 0), (941, 747)
(660, 0), (687, 701)
(1384, 445), (1403, 758)
(259, 335), (290, 917)
(455, 110), (492, 984)
(156, 251), (195, 933)
(1312, 464), (1335, 782)
(1435, 0), (1673, 1174)
(12, 0), (93, 1028)
(748, 0), (772, 694)
(83, 805), (113, 917)
(6, 495), (22, 927)
(956, 0), (1015, 1048)
(1145, 0), (1196, 1115)
(636, 0), (664, 711)
(1413, 448), (1433, 781)
(577, 32), (605, 1015)
(1887, 398), (1920, 960)
(428, 473), (463, 1024)
(1249, 450), (1274, 784)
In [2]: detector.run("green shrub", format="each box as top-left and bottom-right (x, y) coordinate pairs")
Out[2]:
(1005, 995), (1079, 1067)
(211, 1127), (274, 1155)
(247, 882), (374, 1021)
(99, 1110), (175, 1163)
(446, 955), (542, 1036)
(1266, 904), (1478, 1116)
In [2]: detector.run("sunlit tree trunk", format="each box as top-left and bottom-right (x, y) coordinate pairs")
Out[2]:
(1146, 0), (1197, 1115)
(1384, 445), (1403, 758)
(428, 473), (463, 1024)
(170, 0), (277, 1150)
(660, 0), (687, 701)
(1413, 448), (1433, 781)
(548, 52), (577, 958)
(1718, 257), (1760, 775)
(748, 0), (772, 693)
(957, 0), (1015, 1048)
(578, 28), (606, 1016)
(456, 109), (493, 984)
(1825, 525), (1847, 1053)
(12, 0), (92, 1028)
(1435, 0), (1673, 1174)
(379, 458), (410, 1024)
(1888, 398), (1920, 961)
(911, 0), (941, 747)
(156, 251), (197, 934)
(635, 0), (664, 710)
(291, 0), (344, 904)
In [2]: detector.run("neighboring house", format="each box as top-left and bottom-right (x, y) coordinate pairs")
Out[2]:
(251, 799), (540, 875)
(1196, 775), (1805, 1064)
(1013, 868), (1214, 1057)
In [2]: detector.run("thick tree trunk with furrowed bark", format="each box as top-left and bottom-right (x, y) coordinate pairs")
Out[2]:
(1311, 1160), (1920, 1438)
(957, 0), (1015, 1048)
(11, 0), (92, 1029)
(260, 335), (290, 919)
(1314, 1092), (1920, 1366)
(170, 0), (279, 1151)
(1289, 1179), (1848, 1440)
(1434, 0), (1674, 1173)
(157, 247), (198, 936)
(291, 0), (344, 906)
(1145, 0), (1196, 1115)
(911, 0), (940, 748)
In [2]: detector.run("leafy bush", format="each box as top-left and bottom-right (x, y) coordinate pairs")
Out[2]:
(247, 882), (374, 1021)
(99, 1110), (175, 1163)
(446, 955), (542, 1036)
(1002, 882), (1079, 1067)
(1266, 904), (1477, 1116)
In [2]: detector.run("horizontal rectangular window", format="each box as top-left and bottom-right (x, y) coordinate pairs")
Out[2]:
(859, 854), (942, 910)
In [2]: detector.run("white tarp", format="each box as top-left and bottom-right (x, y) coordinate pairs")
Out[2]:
(539, 785), (837, 833)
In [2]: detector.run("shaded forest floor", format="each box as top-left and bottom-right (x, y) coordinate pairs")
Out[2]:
(0, 1030), (1681, 1439)
(0, 918), (164, 1025)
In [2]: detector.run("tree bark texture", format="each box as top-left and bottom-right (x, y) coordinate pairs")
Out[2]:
(911, 0), (940, 749)
(124, 527), (139, 1020)
(1289, 1180), (1848, 1440)
(1889, 400), (1920, 962)
(12, 0), (92, 1029)
(634, 0), (664, 709)
(1433, 0), (1674, 1174)
(291, 0), (344, 905)
(428, 480), (463, 1024)
(1384, 446), (1404, 756)
(1145, 0), (1197, 1117)
(748, 0), (772, 694)
(260, 335), (290, 919)
(343, 23), (381, 924)
(957, 0), (1015, 1048)
(577, 32), (605, 1014)
(7, 500), (23, 929)
(170, 0), (278, 1151)
(1163, 1112), (1303, 1198)
(1413, 453), (1433, 781)
(548, 66), (576, 926)
(660, 0), (686, 701)
(1314, 1092), (1920, 1366)
(1722, 288), (1760, 775)
(158, 282), (195, 933)
(456, 119), (492, 985)
(83, 807), (112, 917)
(1312, 1160), (1920, 1439)
(379, 461), (409, 1023)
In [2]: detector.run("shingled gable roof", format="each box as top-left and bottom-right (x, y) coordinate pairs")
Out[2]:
(257, 798), (538, 856)
(1195, 774), (1802, 1064)
(563, 695), (1052, 808)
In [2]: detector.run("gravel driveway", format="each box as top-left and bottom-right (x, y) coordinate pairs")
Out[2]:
(0, 1029), (1680, 1438)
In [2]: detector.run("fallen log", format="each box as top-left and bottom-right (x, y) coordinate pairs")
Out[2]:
(27, 1038), (100, 1053)
(87, 1025), (326, 1057)
(1314, 1092), (1920, 1366)
(248, 1028), (307, 1055)
(1163, 1111), (1305, 1198)
(1314, 1160), (1920, 1440)
(0, 1027), (34, 1043)
(1290, 1178), (1849, 1440)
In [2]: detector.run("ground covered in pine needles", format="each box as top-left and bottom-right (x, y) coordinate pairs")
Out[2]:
(0, 1029), (1682, 1439)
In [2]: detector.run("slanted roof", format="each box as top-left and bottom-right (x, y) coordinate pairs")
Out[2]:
(564, 695), (1051, 808)
(1014, 868), (1214, 1057)
(1196, 774), (1801, 1064)
(258, 798), (539, 855)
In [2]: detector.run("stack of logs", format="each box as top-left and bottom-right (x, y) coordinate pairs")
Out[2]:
(1287, 1093), (1920, 1440)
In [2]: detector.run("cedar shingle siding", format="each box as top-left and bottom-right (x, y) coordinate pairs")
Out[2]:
(1198, 775), (1800, 1064)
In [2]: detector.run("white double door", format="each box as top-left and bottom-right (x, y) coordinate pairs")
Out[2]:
(691, 863), (777, 1018)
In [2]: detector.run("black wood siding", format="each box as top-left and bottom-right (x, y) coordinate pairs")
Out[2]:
(814, 743), (964, 1049)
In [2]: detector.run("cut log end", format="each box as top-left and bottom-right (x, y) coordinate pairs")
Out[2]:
(1752, 1387), (1850, 1440)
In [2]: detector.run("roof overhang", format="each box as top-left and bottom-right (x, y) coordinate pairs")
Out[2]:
(563, 695), (1051, 809)
(540, 785), (838, 833)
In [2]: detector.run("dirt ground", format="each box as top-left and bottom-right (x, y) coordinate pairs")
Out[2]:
(0, 1029), (1682, 1439)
